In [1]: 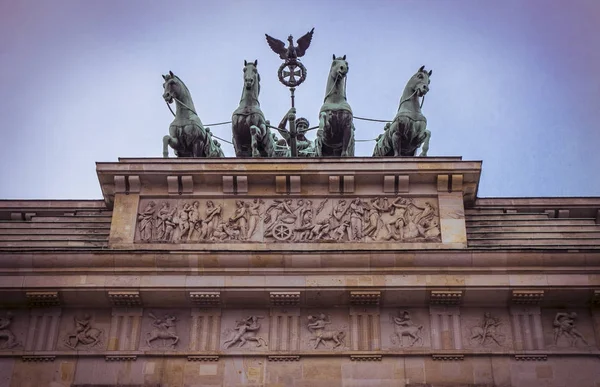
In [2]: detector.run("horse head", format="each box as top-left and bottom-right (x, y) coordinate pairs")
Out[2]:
(330, 54), (349, 82)
(243, 60), (260, 93)
(407, 65), (432, 98)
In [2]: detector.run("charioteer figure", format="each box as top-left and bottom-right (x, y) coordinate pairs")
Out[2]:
(276, 108), (315, 157)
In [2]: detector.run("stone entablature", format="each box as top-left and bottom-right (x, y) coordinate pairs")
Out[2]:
(96, 157), (480, 250)
(1, 159), (600, 386)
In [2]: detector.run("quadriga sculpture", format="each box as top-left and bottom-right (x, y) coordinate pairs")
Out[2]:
(162, 71), (224, 158)
(373, 66), (432, 157)
(315, 55), (355, 157)
(232, 60), (275, 157)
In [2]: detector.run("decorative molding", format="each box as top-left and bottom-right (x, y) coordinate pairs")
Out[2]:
(190, 291), (221, 307)
(350, 291), (381, 306)
(268, 355), (300, 362)
(432, 354), (464, 361)
(430, 290), (462, 305)
(105, 355), (137, 361)
(270, 291), (300, 306)
(22, 355), (55, 362)
(350, 354), (382, 361)
(107, 291), (142, 307)
(515, 354), (547, 361)
(25, 291), (61, 307)
(188, 355), (219, 362)
(512, 290), (544, 305)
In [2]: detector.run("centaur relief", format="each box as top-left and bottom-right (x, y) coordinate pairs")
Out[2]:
(135, 196), (441, 244)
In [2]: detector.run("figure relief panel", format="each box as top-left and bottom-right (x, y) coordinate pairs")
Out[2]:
(58, 310), (109, 351)
(461, 309), (511, 350)
(380, 308), (430, 350)
(0, 311), (26, 350)
(140, 309), (189, 351)
(220, 310), (269, 351)
(135, 196), (441, 244)
(300, 309), (348, 351)
(543, 309), (593, 349)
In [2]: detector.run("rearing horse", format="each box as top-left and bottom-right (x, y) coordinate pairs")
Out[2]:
(315, 55), (355, 157)
(373, 66), (432, 157)
(231, 60), (274, 157)
(162, 71), (224, 158)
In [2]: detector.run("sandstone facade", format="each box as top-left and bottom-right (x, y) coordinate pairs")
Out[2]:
(0, 157), (599, 387)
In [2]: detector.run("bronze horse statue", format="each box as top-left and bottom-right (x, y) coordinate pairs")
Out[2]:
(162, 71), (224, 158)
(373, 66), (432, 157)
(315, 55), (355, 157)
(232, 60), (275, 157)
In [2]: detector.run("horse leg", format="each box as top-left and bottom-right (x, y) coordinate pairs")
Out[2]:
(418, 129), (431, 156)
(390, 122), (401, 157)
(162, 135), (173, 158)
(333, 336), (341, 348)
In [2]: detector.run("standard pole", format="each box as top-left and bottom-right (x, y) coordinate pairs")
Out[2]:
(289, 87), (297, 157)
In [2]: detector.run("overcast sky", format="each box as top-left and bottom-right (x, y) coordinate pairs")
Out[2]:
(0, 0), (598, 200)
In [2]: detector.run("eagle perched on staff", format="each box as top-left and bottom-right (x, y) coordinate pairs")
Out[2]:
(265, 28), (315, 61)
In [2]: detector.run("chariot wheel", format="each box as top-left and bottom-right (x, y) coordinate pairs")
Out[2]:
(273, 223), (293, 241)
(278, 61), (307, 87)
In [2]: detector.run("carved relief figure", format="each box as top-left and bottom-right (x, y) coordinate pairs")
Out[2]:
(469, 312), (505, 347)
(391, 311), (423, 347)
(246, 199), (264, 239)
(146, 312), (179, 348)
(553, 312), (588, 347)
(229, 200), (249, 240)
(155, 202), (172, 241)
(64, 314), (103, 349)
(307, 314), (345, 349)
(223, 316), (267, 349)
(137, 201), (156, 242)
(0, 312), (20, 349)
(363, 198), (388, 239)
(349, 198), (365, 241)
(203, 200), (222, 240)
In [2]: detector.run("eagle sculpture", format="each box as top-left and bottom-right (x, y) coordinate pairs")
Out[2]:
(265, 28), (315, 61)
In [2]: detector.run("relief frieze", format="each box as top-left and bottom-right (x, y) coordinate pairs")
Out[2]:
(135, 196), (441, 244)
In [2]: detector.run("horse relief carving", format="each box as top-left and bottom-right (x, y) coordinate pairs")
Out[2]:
(373, 66), (432, 157)
(468, 312), (505, 347)
(146, 312), (179, 349)
(223, 316), (268, 349)
(135, 197), (440, 244)
(307, 314), (345, 349)
(390, 311), (423, 347)
(0, 312), (21, 349)
(64, 314), (103, 350)
(553, 312), (588, 347)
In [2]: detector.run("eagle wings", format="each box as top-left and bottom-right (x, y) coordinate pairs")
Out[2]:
(265, 28), (315, 60)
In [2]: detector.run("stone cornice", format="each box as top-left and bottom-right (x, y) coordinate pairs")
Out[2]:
(95, 157), (482, 207)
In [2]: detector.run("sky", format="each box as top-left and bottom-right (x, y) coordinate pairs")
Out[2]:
(0, 0), (599, 200)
